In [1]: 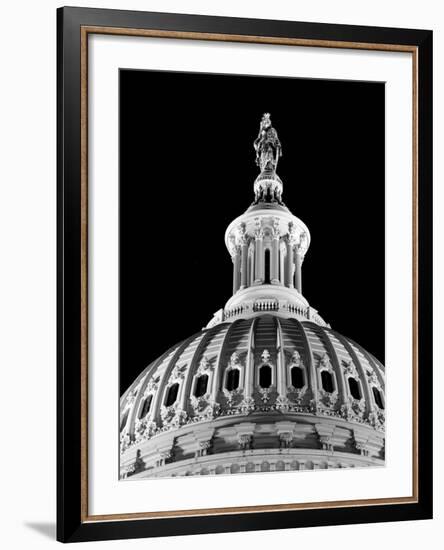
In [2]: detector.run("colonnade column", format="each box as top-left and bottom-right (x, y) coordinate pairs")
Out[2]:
(294, 244), (302, 293)
(232, 246), (241, 294)
(285, 237), (294, 288)
(254, 226), (264, 284)
(240, 238), (249, 289)
(271, 233), (280, 284)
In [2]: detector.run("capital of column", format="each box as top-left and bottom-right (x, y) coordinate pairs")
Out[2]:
(254, 217), (264, 240)
(272, 217), (280, 239)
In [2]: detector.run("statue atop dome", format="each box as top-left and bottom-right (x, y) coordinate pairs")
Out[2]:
(254, 113), (282, 173)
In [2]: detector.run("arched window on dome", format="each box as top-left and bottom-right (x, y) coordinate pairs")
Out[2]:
(165, 383), (179, 407)
(264, 248), (271, 284)
(291, 366), (305, 389)
(226, 368), (240, 391)
(194, 374), (209, 398)
(321, 370), (334, 393)
(138, 394), (153, 419)
(348, 377), (362, 400)
(120, 409), (129, 432)
(372, 387), (385, 409)
(259, 364), (272, 388)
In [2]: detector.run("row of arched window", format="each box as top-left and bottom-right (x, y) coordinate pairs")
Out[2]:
(121, 366), (384, 432)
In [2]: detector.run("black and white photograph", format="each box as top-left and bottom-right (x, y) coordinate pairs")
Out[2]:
(118, 70), (386, 479)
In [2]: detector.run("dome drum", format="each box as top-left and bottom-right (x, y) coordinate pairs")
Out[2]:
(121, 412), (384, 479)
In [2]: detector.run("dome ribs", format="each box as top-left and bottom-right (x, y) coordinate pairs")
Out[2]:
(213, 319), (247, 400)
(290, 318), (317, 399)
(307, 322), (348, 408)
(275, 318), (286, 397)
(152, 332), (203, 426)
(347, 336), (385, 387)
(254, 315), (278, 362)
(182, 324), (227, 415)
(120, 316), (385, 477)
(279, 318), (306, 353)
(244, 317), (259, 401)
(331, 330), (376, 415)
(125, 344), (181, 437)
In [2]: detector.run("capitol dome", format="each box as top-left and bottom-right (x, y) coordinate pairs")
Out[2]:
(120, 113), (385, 479)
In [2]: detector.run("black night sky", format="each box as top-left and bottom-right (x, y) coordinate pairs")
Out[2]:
(119, 69), (385, 395)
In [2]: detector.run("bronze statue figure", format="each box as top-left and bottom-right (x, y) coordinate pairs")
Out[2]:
(253, 113), (282, 172)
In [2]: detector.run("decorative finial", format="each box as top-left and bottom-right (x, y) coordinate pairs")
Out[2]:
(253, 113), (282, 173)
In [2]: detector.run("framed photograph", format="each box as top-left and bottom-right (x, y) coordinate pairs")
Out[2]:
(57, 6), (433, 543)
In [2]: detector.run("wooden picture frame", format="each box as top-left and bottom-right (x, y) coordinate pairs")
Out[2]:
(57, 6), (432, 542)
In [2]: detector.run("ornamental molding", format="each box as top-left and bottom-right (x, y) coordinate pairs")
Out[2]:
(272, 217), (280, 238)
(318, 353), (333, 372)
(144, 377), (159, 396)
(261, 349), (271, 363)
(125, 389), (138, 408)
(279, 431), (293, 449)
(160, 403), (178, 424)
(197, 355), (213, 375)
(238, 433), (253, 450)
(134, 418), (157, 443)
(237, 222), (248, 245)
(198, 400), (220, 421)
(195, 439), (212, 458)
(229, 352), (242, 368)
(287, 386), (307, 405)
(343, 360), (359, 379)
(120, 431), (132, 454)
(275, 395), (291, 413)
(366, 369), (381, 388)
(258, 387), (273, 403)
(223, 387), (243, 407)
(169, 364), (187, 385)
(228, 234), (237, 257)
(239, 396), (256, 414)
(287, 221), (298, 245)
(190, 393), (211, 414)
(289, 349), (304, 368)
(171, 408), (188, 428)
(319, 389), (339, 408)
(254, 217), (264, 239)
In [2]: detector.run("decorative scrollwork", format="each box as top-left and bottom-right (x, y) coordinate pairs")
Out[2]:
(169, 364), (187, 384)
(279, 432), (293, 449)
(275, 395), (291, 413)
(319, 353), (333, 371)
(239, 396), (255, 414)
(319, 389), (339, 408)
(197, 356), (213, 375)
(343, 360), (358, 378)
(258, 387), (272, 403)
(238, 433), (252, 451)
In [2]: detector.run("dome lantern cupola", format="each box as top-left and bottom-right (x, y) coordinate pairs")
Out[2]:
(209, 114), (326, 328)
